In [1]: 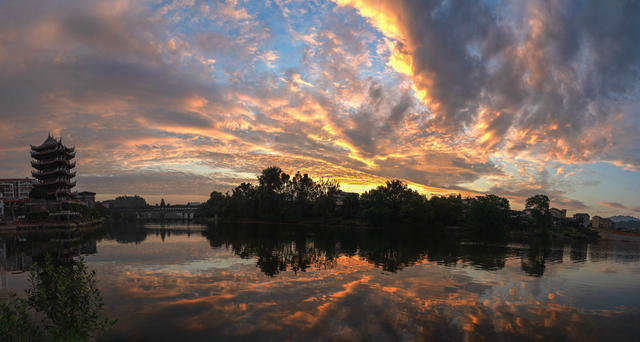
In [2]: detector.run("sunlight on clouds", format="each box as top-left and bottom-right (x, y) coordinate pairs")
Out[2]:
(0, 0), (637, 213)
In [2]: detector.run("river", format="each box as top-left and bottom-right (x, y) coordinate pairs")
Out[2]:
(2, 222), (640, 341)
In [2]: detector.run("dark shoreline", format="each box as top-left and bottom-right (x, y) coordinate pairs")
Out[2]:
(0, 217), (105, 234)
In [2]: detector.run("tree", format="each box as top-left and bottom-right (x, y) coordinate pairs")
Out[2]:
(525, 194), (551, 229)
(197, 191), (227, 218)
(258, 166), (289, 193)
(256, 167), (290, 220)
(525, 194), (549, 213)
(226, 183), (257, 220)
(428, 194), (463, 226)
(0, 255), (115, 341)
(360, 180), (428, 226)
(111, 195), (147, 209)
(468, 195), (510, 234)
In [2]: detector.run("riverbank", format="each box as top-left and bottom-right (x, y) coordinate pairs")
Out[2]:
(0, 217), (105, 233)
(195, 217), (602, 243)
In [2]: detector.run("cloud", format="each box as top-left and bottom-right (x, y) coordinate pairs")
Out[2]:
(335, 0), (640, 168)
(0, 0), (637, 209)
(600, 202), (627, 210)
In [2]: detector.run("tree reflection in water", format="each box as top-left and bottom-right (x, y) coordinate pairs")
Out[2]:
(200, 223), (566, 276)
(200, 223), (616, 278)
(1, 247), (114, 341)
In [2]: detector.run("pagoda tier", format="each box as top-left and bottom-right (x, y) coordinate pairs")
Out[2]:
(31, 159), (76, 170)
(30, 148), (75, 160)
(30, 134), (76, 200)
(32, 169), (76, 178)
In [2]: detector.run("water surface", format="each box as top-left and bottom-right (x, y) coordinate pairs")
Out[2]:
(2, 223), (640, 341)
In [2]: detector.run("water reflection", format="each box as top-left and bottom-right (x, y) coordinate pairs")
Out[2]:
(200, 223), (639, 277)
(2, 224), (640, 341)
(0, 229), (113, 341)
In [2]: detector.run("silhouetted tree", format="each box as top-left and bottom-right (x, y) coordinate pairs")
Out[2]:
(111, 195), (147, 209)
(429, 194), (463, 226)
(525, 194), (552, 229)
(198, 191), (227, 218)
(468, 195), (510, 234)
(360, 180), (429, 226)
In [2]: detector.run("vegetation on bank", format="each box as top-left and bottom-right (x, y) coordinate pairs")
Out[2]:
(23, 202), (109, 223)
(197, 166), (598, 239)
(0, 255), (115, 341)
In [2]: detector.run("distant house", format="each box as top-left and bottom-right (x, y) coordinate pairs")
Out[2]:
(550, 208), (567, 219)
(592, 216), (614, 230)
(74, 191), (96, 208)
(573, 213), (590, 227)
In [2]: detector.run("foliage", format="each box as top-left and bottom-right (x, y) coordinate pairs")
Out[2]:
(62, 202), (108, 219)
(195, 165), (567, 235)
(428, 195), (463, 226)
(525, 194), (552, 229)
(0, 294), (40, 341)
(360, 180), (429, 226)
(199, 167), (341, 223)
(468, 195), (511, 234)
(197, 191), (226, 218)
(110, 195), (147, 209)
(525, 194), (550, 213)
(0, 255), (115, 341)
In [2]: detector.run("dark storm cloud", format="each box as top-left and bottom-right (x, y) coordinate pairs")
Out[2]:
(341, 0), (640, 167)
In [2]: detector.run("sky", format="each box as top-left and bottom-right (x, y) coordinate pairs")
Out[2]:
(0, 0), (638, 216)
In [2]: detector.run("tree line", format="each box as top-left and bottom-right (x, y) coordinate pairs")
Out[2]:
(197, 166), (569, 235)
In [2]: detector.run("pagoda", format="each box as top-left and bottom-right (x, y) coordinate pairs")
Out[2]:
(30, 134), (76, 201)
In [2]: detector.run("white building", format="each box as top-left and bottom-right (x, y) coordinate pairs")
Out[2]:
(0, 178), (38, 200)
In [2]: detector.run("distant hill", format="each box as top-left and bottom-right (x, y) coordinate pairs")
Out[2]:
(608, 215), (640, 223)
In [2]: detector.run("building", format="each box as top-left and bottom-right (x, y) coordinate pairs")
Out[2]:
(592, 216), (614, 230)
(30, 134), (76, 201)
(550, 208), (567, 219)
(0, 193), (4, 219)
(74, 191), (96, 208)
(573, 213), (590, 227)
(0, 178), (38, 200)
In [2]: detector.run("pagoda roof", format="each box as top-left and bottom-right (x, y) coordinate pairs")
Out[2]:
(30, 133), (75, 151)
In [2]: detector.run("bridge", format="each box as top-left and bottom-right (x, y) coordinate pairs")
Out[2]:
(115, 205), (200, 222)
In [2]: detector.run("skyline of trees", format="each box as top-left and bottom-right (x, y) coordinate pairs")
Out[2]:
(192, 166), (577, 233)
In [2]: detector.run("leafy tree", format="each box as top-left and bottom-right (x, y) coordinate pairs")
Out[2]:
(258, 166), (290, 193)
(111, 195), (147, 209)
(468, 195), (511, 234)
(525, 194), (552, 229)
(337, 192), (360, 219)
(312, 178), (340, 219)
(525, 194), (550, 213)
(226, 183), (257, 220)
(257, 167), (290, 220)
(0, 255), (115, 341)
(428, 194), (463, 226)
(198, 191), (227, 218)
(360, 180), (428, 226)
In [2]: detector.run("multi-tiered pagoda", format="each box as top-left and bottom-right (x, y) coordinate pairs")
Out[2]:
(30, 134), (76, 201)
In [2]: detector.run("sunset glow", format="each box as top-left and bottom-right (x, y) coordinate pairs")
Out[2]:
(1, 0), (638, 215)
